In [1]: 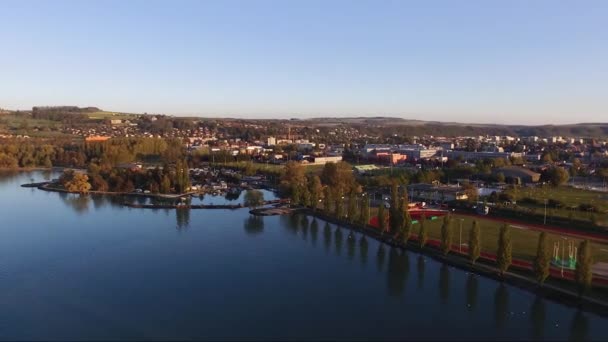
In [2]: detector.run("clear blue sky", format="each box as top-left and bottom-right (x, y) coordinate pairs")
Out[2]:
(1, 0), (607, 124)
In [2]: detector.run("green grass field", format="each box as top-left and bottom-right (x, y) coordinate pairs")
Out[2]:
(423, 215), (608, 263)
(364, 206), (608, 264)
(502, 185), (608, 226)
(507, 185), (608, 211)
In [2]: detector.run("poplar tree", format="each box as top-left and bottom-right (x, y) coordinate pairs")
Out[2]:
(400, 192), (412, 243)
(323, 187), (332, 213)
(347, 192), (357, 224)
(378, 202), (387, 234)
(441, 215), (452, 256)
(575, 240), (593, 295)
(533, 232), (550, 286)
(468, 220), (481, 264)
(359, 195), (370, 227)
(418, 215), (427, 248)
(334, 192), (344, 218)
(389, 182), (401, 234)
(496, 223), (512, 276)
(309, 175), (323, 212)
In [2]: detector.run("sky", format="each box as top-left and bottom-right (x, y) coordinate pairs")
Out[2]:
(1, 0), (607, 124)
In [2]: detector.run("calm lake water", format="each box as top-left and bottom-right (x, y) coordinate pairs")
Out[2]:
(0, 171), (607, 340)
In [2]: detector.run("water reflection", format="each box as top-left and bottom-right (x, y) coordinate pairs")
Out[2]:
(465, 273), (478, 311)
(61, 194), (90, 215)
(310, 219), (318, 246)
(439, 264), (450, 305)
(284, 214), (300, 236)
(334, 228), (343, 256)
(417, 256), (425, 290)
(0, 171), (19, 185)
(346, 232), (356, 262)
(225, 190), (240, 201)
(323, 222), (332, 253)
(376, 244), (386, 273)
(244, 215), (264, 235)
(176, 207), (191, 229)
(42, 170), (52, 180)
(494, 284), (509, 330)
(569, 310), (589, 341)
(133, 196), (146, 205)
(91, 194), (107, 210)
(387, 248), (409, 298)
(300, 216), (309, 241)
(530, 295), (545, 340)
(359, 236), (368, 267)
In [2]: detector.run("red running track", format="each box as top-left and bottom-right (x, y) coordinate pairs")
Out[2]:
(455, 211), (608, 243)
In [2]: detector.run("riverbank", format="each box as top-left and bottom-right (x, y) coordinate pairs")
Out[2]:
(304, 208), (608, 317)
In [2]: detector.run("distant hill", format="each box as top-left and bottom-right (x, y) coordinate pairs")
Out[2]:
(295, 117), (608, 138)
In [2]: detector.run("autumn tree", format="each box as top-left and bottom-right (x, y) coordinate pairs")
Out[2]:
(64, 172), (91, 193)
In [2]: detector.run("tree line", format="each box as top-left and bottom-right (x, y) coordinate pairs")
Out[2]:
(282, 161), (594, 297)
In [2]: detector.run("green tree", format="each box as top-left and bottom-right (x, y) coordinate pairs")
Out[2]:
(244, 190), (265, 208)
(533, 232), (550, 286)
(281, 161), (306, 198)
(548, 167), (569, 186)
(308, 175), (323, 212)
(174, 159), (190, 193)
(347, 192), (357, 224)
(400, 192), (412, 242)
(440, 215), (452, 256)
(321, 161), (356, 195)
(468, 220), (481, 264)
(378, 202), (387, 234)
(160, 174), (171, 194)
(359, 195), (370, 227)
(334, 192), (344, 218)
(575, 240), (593, 295)
(323, 186), (332, 212)
(389, 182), (401, 234)
(496, 172), (506, 183)
(496, 223), (512, 276)
(418, 215), (427, 248)
(300, 180), (311, 207)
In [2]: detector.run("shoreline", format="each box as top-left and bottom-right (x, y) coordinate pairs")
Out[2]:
(19, 179), (608, 316)
(304, 209), (608, 317)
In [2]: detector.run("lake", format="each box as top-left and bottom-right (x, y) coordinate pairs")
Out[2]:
(0, 171), (606, 340)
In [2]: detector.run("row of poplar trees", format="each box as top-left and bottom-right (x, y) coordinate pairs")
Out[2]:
(440, 217), (593, 295)
(284, 164), (594, 296)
